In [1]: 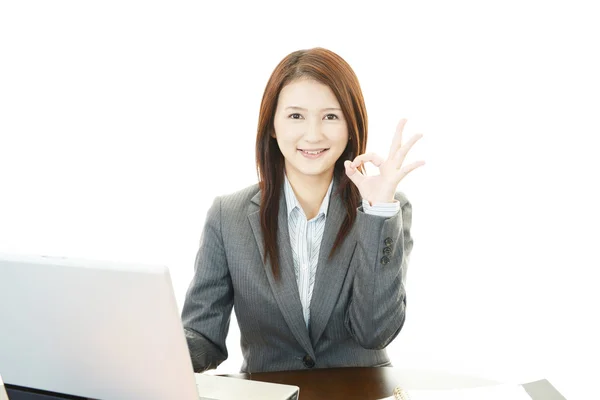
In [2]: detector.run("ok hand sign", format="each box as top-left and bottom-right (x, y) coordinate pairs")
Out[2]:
(344, 119), (425, 204)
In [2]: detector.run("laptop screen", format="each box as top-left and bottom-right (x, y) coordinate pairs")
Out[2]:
(0, 253), (199, 400)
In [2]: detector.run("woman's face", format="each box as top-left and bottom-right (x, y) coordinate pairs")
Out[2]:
(273, 78), (349, 182)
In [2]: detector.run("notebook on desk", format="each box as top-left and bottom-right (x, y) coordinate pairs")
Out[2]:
(0, 253), (299, 400)
(379, 380), (567, 400)
(380, 383), (533, 400)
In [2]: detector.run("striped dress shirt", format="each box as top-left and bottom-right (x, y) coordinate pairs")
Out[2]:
(283, 174), (400, 327)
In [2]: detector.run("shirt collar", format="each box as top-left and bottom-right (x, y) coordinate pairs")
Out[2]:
(283, 173), (334, 219)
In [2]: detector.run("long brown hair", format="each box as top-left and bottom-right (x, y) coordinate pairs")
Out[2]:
(255, 47), (368, 279)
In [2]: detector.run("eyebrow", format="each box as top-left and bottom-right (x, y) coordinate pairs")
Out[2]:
(284, 106), (342, 112)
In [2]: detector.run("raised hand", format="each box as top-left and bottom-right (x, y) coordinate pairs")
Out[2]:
(344, 118), (425, 204)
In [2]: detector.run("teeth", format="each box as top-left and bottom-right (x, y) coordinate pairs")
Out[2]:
(302, 149), (325, 155)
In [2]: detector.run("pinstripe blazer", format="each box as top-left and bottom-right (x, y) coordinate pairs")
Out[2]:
(181, 177), (413, 373)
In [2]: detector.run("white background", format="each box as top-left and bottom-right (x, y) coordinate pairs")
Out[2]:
(1, 1), (599, 399)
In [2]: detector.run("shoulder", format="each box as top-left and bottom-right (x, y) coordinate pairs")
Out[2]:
(213, 182), (260, 213)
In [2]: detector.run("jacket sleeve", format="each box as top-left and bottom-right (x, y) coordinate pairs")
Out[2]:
(345, 191), (413, 349)
(181, 196), (233, 372)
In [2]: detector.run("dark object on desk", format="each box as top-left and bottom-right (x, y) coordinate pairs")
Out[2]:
(225, 367), (567, 400)
(5, 385), (96, 400)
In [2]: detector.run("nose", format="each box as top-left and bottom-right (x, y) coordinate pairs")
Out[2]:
(304, 119), (323, 142)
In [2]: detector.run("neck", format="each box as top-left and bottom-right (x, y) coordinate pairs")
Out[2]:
(285, 168), (334, 220)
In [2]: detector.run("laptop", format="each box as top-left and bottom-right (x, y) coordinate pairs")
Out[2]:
(0, 253), (299, 400)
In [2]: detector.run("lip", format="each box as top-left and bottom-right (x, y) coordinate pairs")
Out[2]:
(298, 148), (329, 159)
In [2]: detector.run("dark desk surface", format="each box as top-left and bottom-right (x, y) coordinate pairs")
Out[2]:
(225, 367), (567, 400)
(5, 367), (566, 400)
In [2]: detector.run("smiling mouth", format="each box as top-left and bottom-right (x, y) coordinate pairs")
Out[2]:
(298, 148), (329, 155)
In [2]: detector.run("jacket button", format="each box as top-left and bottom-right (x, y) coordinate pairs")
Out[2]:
(383, 246), (392, 256)
(384, 237), (393, 246)
(381, 256), (390, 265)
(303, 355), (315, 368)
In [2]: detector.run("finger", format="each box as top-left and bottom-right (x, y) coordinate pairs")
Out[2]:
(396, 160), (426, 181)
(351, 152), (385, 169)
(344, 160), (366, 186)
(392, 133), (424, 168)
(387, 118), (407, 159)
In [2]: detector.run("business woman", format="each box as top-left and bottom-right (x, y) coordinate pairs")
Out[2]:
(181, 47), (424, 374)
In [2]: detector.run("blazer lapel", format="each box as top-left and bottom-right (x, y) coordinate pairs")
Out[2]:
(248, 189), (315, 358)
(308, 178), (356, 345)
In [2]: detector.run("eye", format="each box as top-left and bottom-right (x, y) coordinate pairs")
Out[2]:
(324, 114), (339, 120)
(288, 113), (303, 119)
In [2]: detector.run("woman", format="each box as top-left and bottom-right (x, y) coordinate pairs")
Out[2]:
(181, 47), (424, 373)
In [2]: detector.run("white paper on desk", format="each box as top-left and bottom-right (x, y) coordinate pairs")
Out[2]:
(378, 383), (532, 400)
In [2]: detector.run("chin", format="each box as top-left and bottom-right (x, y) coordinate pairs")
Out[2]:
(296, 166), (335, 178)
(285, 154), (339, 178)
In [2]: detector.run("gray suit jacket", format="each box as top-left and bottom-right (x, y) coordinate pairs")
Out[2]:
(181, 178), (413, 373)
